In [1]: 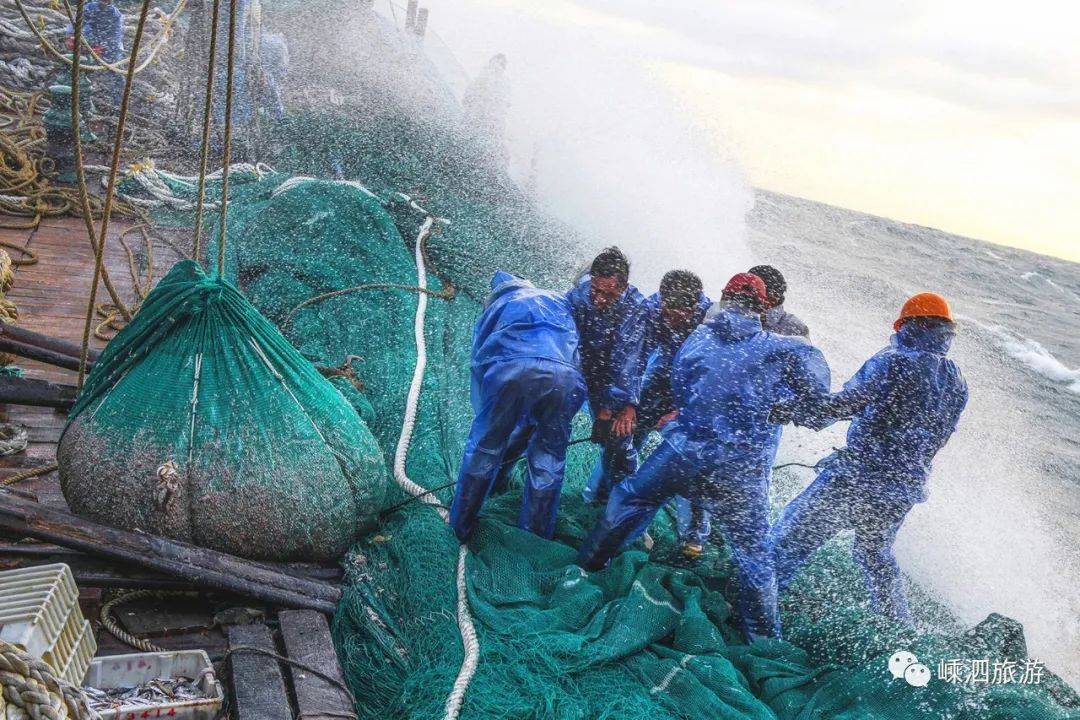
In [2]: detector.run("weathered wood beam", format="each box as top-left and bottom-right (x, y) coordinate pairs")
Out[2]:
(0, 544), (344, 586)
(0, 337), (88, 372)
(0, 492), (342, 613)
(278, 609), (355, 720)
(0, 322), (101, 362)
(227, 624), (294, 720)
(0, 375), (77, 409)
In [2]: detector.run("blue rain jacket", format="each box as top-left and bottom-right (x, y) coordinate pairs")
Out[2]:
(474, 271), (581, 372)
(664, 306), (831, 466)
(67, 1), (124, 60)
(806, 319), (968, 500)
(770, 320), (966, 623)
(450, 272), (586, 541)
(578, 306), (829, 639)
(565, 276), (647, 410)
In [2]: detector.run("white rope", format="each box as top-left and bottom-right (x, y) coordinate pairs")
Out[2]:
(389, 216), (478, 720)
(107, 160), (273, 210)
(270, 176), (378, 200)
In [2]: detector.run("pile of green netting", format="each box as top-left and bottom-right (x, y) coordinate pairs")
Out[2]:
(203, 159), (1077, 717)
(58, 258), (387, 561)
(122, 96), (1078, 715)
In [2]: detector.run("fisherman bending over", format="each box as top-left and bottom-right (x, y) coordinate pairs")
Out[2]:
(770, 292), (967, 624)
(577, 273), (830, 641)
(449, 271), (586, 542)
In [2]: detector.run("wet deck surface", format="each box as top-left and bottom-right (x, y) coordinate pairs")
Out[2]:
(0, 214), (187, 494)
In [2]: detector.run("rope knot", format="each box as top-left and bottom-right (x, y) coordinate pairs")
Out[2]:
(154, 458), (180, 510)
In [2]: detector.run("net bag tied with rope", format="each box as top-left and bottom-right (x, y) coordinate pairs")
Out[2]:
(57, 259), (388, 561)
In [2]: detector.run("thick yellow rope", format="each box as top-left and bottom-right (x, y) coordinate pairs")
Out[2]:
(192, 0), (221, 264)
(0, 640), (98, 719)
(77, 0), (153, 389)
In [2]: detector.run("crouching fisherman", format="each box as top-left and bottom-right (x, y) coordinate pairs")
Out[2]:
(577, 273), (830, 640)
(770, 293), (968, 624)
(637, 271), (712, 557)
(566, 247), (648, 505)
(449, 271), (586, 542)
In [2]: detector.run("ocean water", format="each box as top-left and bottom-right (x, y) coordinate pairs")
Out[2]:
(747, 190), (1080, 684)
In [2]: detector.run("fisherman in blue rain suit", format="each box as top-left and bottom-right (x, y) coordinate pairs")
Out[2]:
(769, 292), (967, 624)
(449, 271), (586, 542)
(577, 273), (831, 641)
(565, 247), (648, 505)
(630, 271), (713, 557)
(65, 0), (125, 103)
(749, 265), (810, 338)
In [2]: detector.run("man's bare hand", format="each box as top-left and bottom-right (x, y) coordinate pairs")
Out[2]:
(656, 410), (678, 429)
(612, 405), (637, 437)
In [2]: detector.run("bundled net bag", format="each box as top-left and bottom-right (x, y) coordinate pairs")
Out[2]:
(58, 259), (387, 561)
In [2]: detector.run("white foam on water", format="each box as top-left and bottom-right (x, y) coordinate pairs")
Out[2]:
(980, 321), (1080, 394)
(423, 0), (753, 295)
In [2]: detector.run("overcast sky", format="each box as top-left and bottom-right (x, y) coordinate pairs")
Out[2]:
(426, 0), (1080, 262)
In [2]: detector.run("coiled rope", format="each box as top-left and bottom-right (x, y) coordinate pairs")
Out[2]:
(390, 217), (478, 720)
(0, 640), (99, 719)
(99, 589), (168, 653)
(12, 0), (185, 77)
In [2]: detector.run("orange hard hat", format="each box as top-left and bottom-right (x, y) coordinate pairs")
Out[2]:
(894, 292), (953, 332)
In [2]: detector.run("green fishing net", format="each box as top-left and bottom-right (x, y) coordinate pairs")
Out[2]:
(58, 259), (387, 561)
(205, 157), (1076, 716)
(104, 95), (1079, 715)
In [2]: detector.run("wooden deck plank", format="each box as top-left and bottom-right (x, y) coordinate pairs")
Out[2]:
(0, 213), (184, 483)
(278, 609), (355, 720)
(227, 624), (294, 720)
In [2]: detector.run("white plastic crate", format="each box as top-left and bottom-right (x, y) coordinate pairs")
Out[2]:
(0, 563), (96, 683)
(82, 650), (224, 720)
(56, 619), (96, 685)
